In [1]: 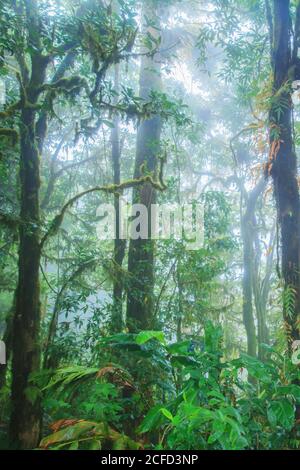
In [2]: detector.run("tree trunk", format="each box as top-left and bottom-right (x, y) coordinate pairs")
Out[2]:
(269, 0), (300, 346)
(242, 220), (257, 357)
(241, 178), (266, 356)
(252, 223), (275, 360)
(9, 0), (49, 449)
(176, 266), (183, 342)
(111, 64), (126, 333)
(9, 102), (44, 449)
(126, 2), (162, 332)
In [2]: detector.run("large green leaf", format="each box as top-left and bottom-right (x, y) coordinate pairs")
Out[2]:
(267, 400), (295, 430)
(167, 341), (191, 354)
(39, 420), (140, 450)
(276, 384), (300, 402)
(135, 330), (166, 345)
(233, 354), (274, 383)
(139, 404), (165, 433)
(160, 408), (174, 421)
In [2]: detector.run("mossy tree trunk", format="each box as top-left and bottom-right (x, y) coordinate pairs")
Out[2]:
(8, 0), (49, 449)
(126, 2), (162, 332)
(241, 178), (266, 357)
(252, 223), (274, 360)
(111, 64), (126, 333)
(268, 0), (300, 345)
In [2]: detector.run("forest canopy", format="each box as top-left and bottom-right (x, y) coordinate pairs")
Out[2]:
(0, 0), (300, 452)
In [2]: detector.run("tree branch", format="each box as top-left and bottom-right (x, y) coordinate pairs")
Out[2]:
(40, 159), (167, 249)
(264, 0), (274, 63)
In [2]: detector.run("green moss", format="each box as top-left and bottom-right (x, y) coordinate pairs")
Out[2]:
(0, 128), (19, 145)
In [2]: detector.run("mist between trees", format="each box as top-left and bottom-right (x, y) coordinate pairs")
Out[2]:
(96, 201), (204, 250)
(0, 0), (300, 452)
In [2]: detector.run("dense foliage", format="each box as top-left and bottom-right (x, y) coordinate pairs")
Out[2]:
(0, 0), (300, 451)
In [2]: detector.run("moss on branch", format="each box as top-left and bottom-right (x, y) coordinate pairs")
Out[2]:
(39, 76), (89, 95)
(0, 100), (22, 119)
(0, 211), (20, 229)
(0, 128), (19, 145)
(40, 166), (167, 249)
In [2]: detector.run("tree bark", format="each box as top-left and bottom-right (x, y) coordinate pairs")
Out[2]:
(111, 64), (126, 333)
(8, 0), (50, 449)
(241, 178), (266, 356)
(268, 0), (300, 345)
(10, 73), (48, 451)
(126, 1), (162, 332)
(252, 223), (275, 360)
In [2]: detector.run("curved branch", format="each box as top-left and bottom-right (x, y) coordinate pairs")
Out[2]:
(40, 163), (167, 249)
(43, 258), (98, 368)
(0, 128), (19, 145)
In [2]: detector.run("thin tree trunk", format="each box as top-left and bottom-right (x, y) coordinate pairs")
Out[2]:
(111, 64), (126, 333)
(252, 223), (275, 360)
(176, 265), (183, 342)
(241, 178), (266, 356)
(43, 258), (98, 370)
